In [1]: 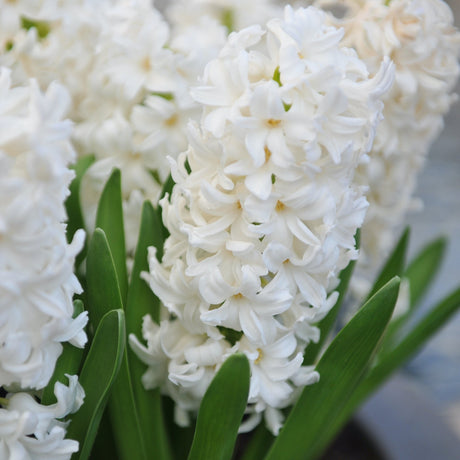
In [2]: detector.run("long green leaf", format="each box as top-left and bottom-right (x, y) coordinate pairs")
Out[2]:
(239, 425), (274, 460)
(366, 228), (409, 300)
(86, 228), (123, 330)
(126, 200), (171, 460)
(68, 309), (125, 460)
(156, 173), (174, 239)
(265, 277), (400, 460)
(66, 155), (95, 267)
(108, 351), (148, 460)
(380, 236), (447, 348)
(66, 155), (95, 242)
(159, 173), (175, 203)
(405, 236), (447, 308)
(188, 354), (250, 460)
(355, 285), (460, 407)
(86, 227), (148, 459)
(95, 168), (128, 303)
(163, 396), (196, 460)
(315, 284), (460, 455)
(304, 230), (360, 365)
(42, 300), (86, 405)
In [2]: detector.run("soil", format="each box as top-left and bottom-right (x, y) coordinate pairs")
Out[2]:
(319, 420), (385, 460)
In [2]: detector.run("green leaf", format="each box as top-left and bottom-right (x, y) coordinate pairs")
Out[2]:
(41, 300), (86, 405)
(304, 230), (360, 365)
(366, 227), (409, 300)
(156, 173), (174, 240)
(107, 350), (148, 460)
(405, 236), (447, 308)
(89, 414), (120, 460)
(126, 201), (171, 460)
(159, 173), (175, 203)
(188, 354), (250, 460)
(86, 231), (149, 460)
(86, 228), (123, 330)
(380, 236), (447, 348)
(355, 285), (460, 407)
(239, 425), (274, 460)
(66, 155), (95, 241)
(65, 155), (95, 266)
(95, 168), (128, 303)
(265, 278), (400, 460)
(68, 309), (125, 460)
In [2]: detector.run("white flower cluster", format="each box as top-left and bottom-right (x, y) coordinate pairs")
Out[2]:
(166, 0), (282, 35)
(317, 0), (460, 287)
(0, 0), (288, 257)
(0, 0), (197, 253)
(0, 376), (83, 460)
(0, 69), (86, 457)
(131, 6), (394, 434)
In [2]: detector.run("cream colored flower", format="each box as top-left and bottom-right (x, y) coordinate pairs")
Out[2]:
(135, 5), (393, 433)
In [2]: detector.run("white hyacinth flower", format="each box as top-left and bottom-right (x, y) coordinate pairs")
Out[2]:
(316, 0), (460, 291)
(132, 6), (394, 434)
(0, 68), (87, 390)
(0, 375), (84, 460)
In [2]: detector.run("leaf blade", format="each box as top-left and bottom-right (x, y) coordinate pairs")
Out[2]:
(405, 236), (447, 308)
(67, 309), (125, 460)
(358, 285), (460, 405)
(379, 236), (447, 348)
(187, 354), (250, 460)
(126, 200), (171, 460)
(366, 228), (409, 300)
(66, 155), (95, 242)
(86, 228), (123, 330)
(265, 277), (400, 460)
(95, 168), (128, 303)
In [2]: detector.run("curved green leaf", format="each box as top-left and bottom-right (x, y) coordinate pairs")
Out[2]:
(265, 277), (400, 460)
(86, 229), (150, 460)
(380, 236), (447, 349)
(66, 155), (95, 267)
(86, 228), (123, 330)
(405, 236), (447, 308)
(108, 351), (148, 460)
(126, 200), (171, 460)
(188, 354), (250, 460)
(156, 173), (174, 239)
(366, 228), (409, 300)
(68, 309), (125, 460)
(41, 300), (86, 405)
(239, 425), (274, 460)
(95, 168), (128, 303)
(127, 200), (164, 328)
(159, 173), (175, 204)
(357, 285), (460, 406)
(66, 155), (95, 241)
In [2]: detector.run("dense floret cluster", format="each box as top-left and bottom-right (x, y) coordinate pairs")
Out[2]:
(316, 0), (460, 291)
(131, 6), (394, 433)
(0, 68), (85, 457)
